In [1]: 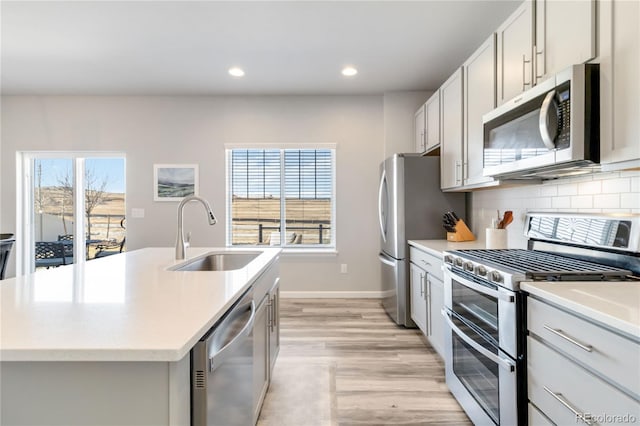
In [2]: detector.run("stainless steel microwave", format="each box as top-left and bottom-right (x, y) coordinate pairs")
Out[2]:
(482, 64), (599, 179)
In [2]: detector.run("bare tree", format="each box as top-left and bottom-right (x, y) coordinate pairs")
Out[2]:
(58, 169), (109, 239)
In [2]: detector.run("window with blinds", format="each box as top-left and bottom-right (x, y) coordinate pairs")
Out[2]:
(227, 148), (335, 248)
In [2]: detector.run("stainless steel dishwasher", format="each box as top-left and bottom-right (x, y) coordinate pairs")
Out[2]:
(191, 288), (255, 426)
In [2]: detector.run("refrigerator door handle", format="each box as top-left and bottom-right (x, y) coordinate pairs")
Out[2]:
(378, 169), (387, 243)
(378, 253), (395, 267)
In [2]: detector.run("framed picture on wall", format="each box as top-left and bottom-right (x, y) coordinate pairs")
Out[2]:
(153, 164), (199, 201)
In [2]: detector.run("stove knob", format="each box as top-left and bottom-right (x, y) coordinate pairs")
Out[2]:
(444, 255), (453, 264)
(476, 266), (487, 276)
(463, 261), (474, 272)
(454, 258), (463, 267)
(490, 271), (503, 283)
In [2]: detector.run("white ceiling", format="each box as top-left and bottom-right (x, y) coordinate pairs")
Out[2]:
(1, 0), (522, 95)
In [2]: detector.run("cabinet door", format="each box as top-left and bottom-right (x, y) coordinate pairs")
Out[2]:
(440, 68), (464, 190)
(535, 0), (596, 85)
(497, 0), (534, 105)
(599, 0), (640, 167)
(268, 279), (280, 374)
(426, 275), (445, 359)
(253, 295), (270, 424)
(409, 263), (427, 334)
(425, 91), (440, 151)
(415, 105), (426, 153)
(463, 33), (496, 186)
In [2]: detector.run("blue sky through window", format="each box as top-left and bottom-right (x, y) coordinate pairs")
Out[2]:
(34, 158), (125, 193)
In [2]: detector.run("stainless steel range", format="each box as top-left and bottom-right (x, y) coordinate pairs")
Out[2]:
(442, 212), (640, 425)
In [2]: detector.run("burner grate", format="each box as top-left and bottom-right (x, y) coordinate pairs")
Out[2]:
(451, 249), (631, 279)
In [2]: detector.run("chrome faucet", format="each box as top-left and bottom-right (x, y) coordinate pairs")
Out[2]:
(176, 195), (217, 260)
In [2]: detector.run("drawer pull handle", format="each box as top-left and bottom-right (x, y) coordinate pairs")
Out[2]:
(543, 386), (592, 425)
(420, 259), (431, 266)
(543, 325), (593, 352)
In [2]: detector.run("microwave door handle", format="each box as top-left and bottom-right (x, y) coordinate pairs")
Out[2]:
(442, 309), (515, 372)
(539, 89), (558, 150)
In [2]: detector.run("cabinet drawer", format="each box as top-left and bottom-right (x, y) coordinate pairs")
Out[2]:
(527, 297), (640, 397)
(528, 336), (640, 425)
(409, 247), (443, 281)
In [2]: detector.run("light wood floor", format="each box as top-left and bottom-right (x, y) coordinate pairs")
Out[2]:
(257, 299), (471, 426)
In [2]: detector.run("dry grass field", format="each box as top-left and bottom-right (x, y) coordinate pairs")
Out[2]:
(232, 197), (332, 245)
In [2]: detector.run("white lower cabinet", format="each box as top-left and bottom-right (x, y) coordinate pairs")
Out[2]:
(409, 262), (427, 334)
(409, 246), (445, 359)
(252, 262), (280, 424)
(527, 296), (640, 424)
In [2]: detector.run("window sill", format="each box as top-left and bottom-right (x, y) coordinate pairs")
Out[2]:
(281, 248), (338, 256)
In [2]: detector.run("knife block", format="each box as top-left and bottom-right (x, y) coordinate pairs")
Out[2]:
(447, 219), (476, 242)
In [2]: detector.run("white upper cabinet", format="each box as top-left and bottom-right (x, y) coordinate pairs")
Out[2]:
(599, 0), (640, 168)
(440, 68), (464, 190)
(414, 104), (426, 154)
(497, 0), (534, 105)
(425, 91), (441, 152)
(463, 34), (497, 186)
(534, 0), (596, 84)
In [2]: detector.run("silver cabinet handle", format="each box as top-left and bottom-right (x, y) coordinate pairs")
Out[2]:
(522, 54), (532, 91)
(442, 309), (515, 372)
(455, 160), (461, 184)
(420, 259), (431, 267)
(539, 89), (558, 150)
(534, 45), (545, 81)
(543, 325), (593, 352)
(419, 272), (425, 298)
(543, 386), (592, 425)
(209, 300), (256, 372)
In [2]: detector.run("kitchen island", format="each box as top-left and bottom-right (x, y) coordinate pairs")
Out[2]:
(0, 247), (281, 425)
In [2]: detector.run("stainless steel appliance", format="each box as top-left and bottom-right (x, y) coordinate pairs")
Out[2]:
(442, 212), (639, 425)
(378, 154), (465, 327)
(482, 64), (599, 179)
(192, 288), (255, 426)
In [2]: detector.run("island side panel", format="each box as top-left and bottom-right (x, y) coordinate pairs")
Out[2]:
(1, 360), (186, 425)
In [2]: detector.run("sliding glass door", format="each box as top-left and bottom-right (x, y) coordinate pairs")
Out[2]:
(21, 153), (125, 273)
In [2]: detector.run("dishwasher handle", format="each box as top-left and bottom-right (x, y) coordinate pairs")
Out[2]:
(208, 300), (256, 372)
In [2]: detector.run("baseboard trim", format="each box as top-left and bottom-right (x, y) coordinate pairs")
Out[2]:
(281, 290), (394, 299)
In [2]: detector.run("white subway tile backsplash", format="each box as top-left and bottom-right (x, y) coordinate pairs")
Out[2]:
(578, 180), (601, 194)
(571, 195), (593, 208)
(539, 185), (558, 196)
(602, 178), (630, 194)
(621, 193), (640, 209)
(471, 172), (637, 233)
(552, 196), (571, 208)
(593, 194), (620, 208)
(557, 183), (578, 196)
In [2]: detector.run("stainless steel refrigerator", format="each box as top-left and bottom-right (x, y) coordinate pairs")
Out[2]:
(378, 154), (465, 327)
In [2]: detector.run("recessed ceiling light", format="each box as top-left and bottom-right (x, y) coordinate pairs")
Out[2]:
(341, 66), (358, 77)
(228, 67), (245, 77)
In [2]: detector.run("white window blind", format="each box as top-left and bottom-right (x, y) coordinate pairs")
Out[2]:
(227, 148), (335, 248)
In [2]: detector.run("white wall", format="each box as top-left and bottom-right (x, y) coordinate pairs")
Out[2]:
(1, 95), (386, 293)
(470, 170), (640, 248)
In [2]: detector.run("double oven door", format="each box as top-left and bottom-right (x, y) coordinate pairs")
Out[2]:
(442, 267), (521, 425)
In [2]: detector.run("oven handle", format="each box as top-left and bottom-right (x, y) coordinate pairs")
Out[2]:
(442, 308), (515, 372)
(445, 268), (514, 303)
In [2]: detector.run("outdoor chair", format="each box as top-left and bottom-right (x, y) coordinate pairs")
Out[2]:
(57, 234), (75, 257)
(94, 238), (126, 258)
(35, 241), (71, 269)
(0, 234), (15, 280)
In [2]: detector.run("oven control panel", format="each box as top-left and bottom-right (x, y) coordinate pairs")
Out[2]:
(443, 252), (513, 290)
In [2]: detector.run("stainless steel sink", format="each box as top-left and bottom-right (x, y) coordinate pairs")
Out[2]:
(170, 252), (260, 271)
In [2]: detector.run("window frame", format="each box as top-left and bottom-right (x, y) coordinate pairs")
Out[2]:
(225, 144), (337, 252)
(16, 151), (126, 275)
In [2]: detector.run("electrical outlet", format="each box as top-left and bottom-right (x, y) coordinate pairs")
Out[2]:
(340, 264), (348, 274)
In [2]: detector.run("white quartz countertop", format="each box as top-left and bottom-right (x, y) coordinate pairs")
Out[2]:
(0, 247), (281, 362)
(521, 281), (640, 339)
(408, 239), (487, 258)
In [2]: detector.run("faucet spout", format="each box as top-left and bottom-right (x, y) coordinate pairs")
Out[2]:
(176, 195), (217, 260)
